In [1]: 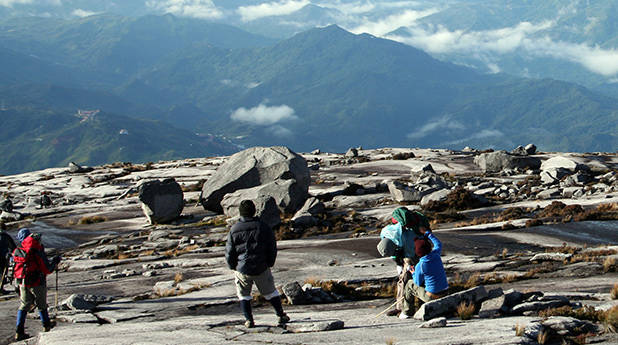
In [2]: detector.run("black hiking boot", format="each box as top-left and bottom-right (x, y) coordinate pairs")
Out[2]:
(44, 321), (56, 332)
(15, 332), (29, 341)
(277, 313), (290, 327)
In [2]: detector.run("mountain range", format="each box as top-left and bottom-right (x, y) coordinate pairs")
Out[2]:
(0, 13), (616, 174)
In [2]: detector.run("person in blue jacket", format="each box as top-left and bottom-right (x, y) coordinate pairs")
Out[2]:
(399, 226), (449, 319)
(378, 207), (431, 315)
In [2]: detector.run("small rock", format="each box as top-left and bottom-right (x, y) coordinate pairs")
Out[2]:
(286, 319), (344, 333)
(419, 317), (447, 328)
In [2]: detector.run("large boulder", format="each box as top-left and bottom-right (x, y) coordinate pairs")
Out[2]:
(474, 151), (541, 173)
(540, 156), (588, 172)
(138, 178), (184, 224)
(387, 180), (434, 202)
(221, 193), (281, 229)
(200, 146), (310, 213)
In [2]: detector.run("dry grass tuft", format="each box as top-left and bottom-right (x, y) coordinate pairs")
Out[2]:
(174, 272), (184, 284)
(423, 186), (490, 212)
(611, 284), (618, 300)
(456, 301), (475, 320)
(514, 323), (525, 336)
(181, 180), (205, 192)
(537, 329), (550, 345)
(385, 337), (397, 345)
(603, 257), (617, 273)
(605, 306), (618, 333)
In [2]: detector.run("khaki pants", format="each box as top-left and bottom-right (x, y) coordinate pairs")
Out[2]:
(402, 280), (448, 315)
(396, 270), (410, 310)
(234, 268), (279, 301)
(19, 284), (48, 312)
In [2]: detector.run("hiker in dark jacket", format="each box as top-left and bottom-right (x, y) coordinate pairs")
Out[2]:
(0, 223), (17, 292)
(225, 200), (289, 328)
(12, 228), (61, 341)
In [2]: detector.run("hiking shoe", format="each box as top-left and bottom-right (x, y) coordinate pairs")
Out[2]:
(277, 314), (290, 326)
(398, 312), (411, 319)
(386, 308), (400, 317)
(244, 320), (255, 328)
(15, 332), (29, 341)
(44, 321), (57, 332)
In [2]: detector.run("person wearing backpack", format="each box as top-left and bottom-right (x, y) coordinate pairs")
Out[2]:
(225, 200), (289, 328)
(0, 222), (17, 293)
(12, 228), (61, 341)
(377, 207), (432, 316)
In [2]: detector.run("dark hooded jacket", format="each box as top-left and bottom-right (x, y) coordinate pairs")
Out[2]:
(225, 216), (277, 275)
(0, 231), (16, 260)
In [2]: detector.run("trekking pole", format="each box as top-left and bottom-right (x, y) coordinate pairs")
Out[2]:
(55, 252), (59, 310)
(374, 297), (405, 318)
(0, 264), (7, 292)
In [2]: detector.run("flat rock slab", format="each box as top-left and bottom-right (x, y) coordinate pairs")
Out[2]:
(95, 310), (155, 324)
(286, 319), (345, 333)
(57, 313), (100, 324)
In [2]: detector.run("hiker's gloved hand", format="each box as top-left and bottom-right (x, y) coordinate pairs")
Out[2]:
(52, 256), (61, 265)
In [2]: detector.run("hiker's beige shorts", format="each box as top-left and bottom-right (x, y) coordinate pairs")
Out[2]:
(234, 268), (279, 301)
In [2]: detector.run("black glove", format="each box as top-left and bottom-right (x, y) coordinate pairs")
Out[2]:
(52, 256), (62, 265)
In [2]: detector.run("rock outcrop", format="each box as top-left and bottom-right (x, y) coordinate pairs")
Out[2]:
(200, 146), (310, 214)
(138, 178), (184, 224)
(474, 151), (541, 173)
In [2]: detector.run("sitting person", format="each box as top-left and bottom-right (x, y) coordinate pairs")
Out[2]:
(378, 207), (431, 315)
(399, 226), (448, 319)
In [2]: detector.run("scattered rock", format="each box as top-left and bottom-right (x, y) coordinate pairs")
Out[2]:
(479, 295), (506, 318)
(530, 253), (572, 262)
(282, 281), (307, 305)
(387, 180), (432, 202)
(418, 317), (447, 328)
(286, 319), (344, 333)
(345, 148), (358, 158)
(138, 178), (184, 224)
(68, 162), (94, 174)
(414, 286), (488, 320)
(61, 294), (97, 311)
(541, 156), (588, 173)
(474, 151), (541, 173)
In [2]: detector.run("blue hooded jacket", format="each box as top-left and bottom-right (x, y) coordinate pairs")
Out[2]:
(413, 232), (448, 294)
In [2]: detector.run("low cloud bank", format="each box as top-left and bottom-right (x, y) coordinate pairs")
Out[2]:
(146, 0), (223, 20)
(230, 102), (298, 125)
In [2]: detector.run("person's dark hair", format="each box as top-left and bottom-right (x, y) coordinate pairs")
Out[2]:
(239, 200), (256, 217)
(415, 237), (432, 258)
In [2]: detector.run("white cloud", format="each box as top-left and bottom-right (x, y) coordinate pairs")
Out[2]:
(386, 19), (618, 78)
(523, 38), (618, 77)
(318, 1), (375, 15)
(238, 0), (309, 22)
(407, 116), (465, 139)
(349, 9), (438, 36)
(146, 0), (223, 20)
(267, 125), (294, 138)
(71, 9), (98, 17)
(230, 102), (298, 125)
(445, 129), (506, 146)
(389, 21), (553, 54)
(0, 0), (32, 7)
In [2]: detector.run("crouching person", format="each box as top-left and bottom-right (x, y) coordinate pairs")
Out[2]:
(399, 227), (448, 319)
(13, 228), (61, 340)
(225, 200), (289, 328)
